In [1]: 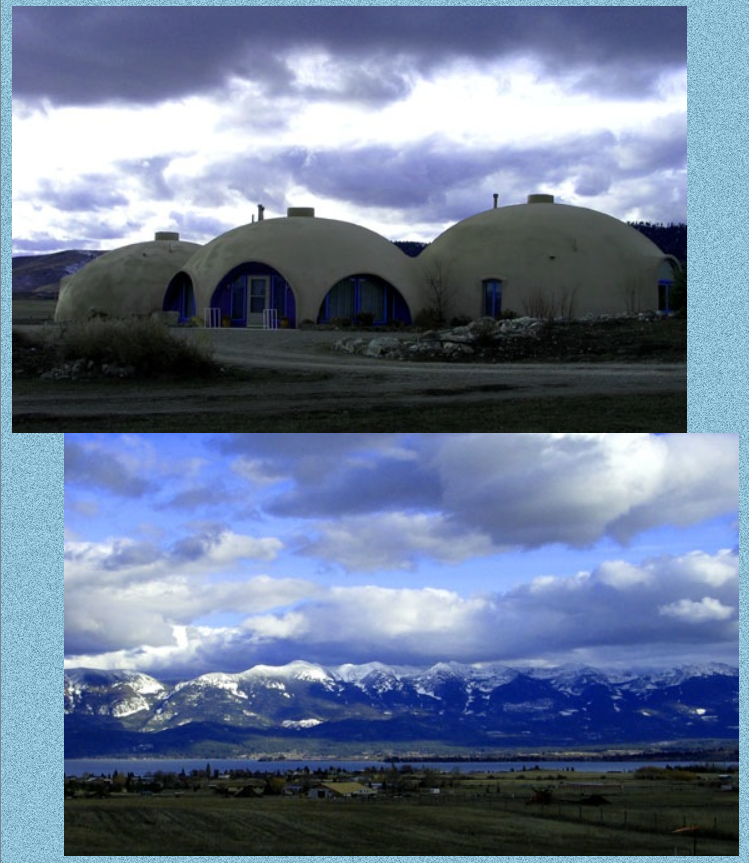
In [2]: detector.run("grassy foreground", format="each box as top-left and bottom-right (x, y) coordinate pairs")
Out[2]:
(65, 793), (737, 856)
(13, 388), (686, 432)
(65, 771), (737, 855)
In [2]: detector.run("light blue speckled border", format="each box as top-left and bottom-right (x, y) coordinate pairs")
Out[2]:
(1, 3), (744, 863)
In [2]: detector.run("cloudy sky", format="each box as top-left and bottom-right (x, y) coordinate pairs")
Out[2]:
(13, 7), (686, 255)
(64, 433), (738, 681)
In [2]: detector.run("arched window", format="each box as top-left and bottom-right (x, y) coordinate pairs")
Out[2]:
(482, 279), (503, 318)
(318, 275), (412, 326)
(163, 273), (195, 322)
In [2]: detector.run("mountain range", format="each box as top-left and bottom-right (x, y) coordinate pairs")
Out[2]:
(64, 660), (738, 757)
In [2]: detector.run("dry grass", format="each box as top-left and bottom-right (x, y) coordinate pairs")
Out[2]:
(15, 317), (218, 379)
(65, 781), (738, 856)
(14, 390), (686, 432)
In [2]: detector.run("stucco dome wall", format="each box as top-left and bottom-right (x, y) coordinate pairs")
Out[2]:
(419, 203), (668, 318)
(54, 238), (201, 322)
(181, 217), (420, 322)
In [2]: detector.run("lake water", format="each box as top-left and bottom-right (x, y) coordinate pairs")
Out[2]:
(64, 757), (738, 777)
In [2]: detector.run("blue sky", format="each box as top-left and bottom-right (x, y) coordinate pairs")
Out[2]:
(64, 434), (738, 679)
(13, 7), (685, 253)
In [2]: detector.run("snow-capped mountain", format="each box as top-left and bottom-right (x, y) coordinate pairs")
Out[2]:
(64, 669), (167, 718)
(64, 661), (739, 757)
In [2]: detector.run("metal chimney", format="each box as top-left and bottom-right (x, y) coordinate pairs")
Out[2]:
(258, 204), (265, 222)
(493, 194), (499, 209)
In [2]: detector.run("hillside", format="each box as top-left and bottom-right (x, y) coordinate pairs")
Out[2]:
(11, 250), (105, 297)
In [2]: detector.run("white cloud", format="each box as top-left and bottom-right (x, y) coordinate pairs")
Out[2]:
(430, 433), (737, 548)
(658, 597), (734, 623)
(243, 611), (310, 642)
(302, 511), (497, 572)
(596, 560), (654, 589)
(63, 433), (739, 676)
(64, 529), (284, 589)
(65, 547), (739, 674)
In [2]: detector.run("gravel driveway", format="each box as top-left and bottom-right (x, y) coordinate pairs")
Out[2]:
(189, 328), (686, 405)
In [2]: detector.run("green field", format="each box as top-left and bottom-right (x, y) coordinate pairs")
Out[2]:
(65, 770), (738, 855)
(11, 297), (58, 324)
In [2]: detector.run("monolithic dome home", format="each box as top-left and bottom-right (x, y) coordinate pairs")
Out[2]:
(53, 197), (681, 326)
(421, 195), (681, 320)
(54, 233), (201, 322)
(172, 207), (417, 329)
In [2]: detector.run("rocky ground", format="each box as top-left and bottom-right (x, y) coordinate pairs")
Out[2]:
(332, 314), (686, 364)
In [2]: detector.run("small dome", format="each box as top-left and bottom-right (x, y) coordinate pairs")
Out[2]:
(54, 235), (201, 322)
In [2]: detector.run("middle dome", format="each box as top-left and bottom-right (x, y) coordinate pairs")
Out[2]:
(175, 211), (418, 328)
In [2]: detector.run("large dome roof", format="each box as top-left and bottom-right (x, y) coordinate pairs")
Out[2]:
(54, 234), (201, 322)
(181, 213), (418, 323)
(427, 199), (664, 262)
(420, 197), (672, 317)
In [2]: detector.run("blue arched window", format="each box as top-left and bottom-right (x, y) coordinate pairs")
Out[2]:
(163, 273), (196, 323)
(318, 275), (412, 326)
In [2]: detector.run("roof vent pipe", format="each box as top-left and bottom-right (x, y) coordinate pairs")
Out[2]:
(258, 204), (265, 222)
(528, 194), (555, 204)
(493, 194), (499, 209)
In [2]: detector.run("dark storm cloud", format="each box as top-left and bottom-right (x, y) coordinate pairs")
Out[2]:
(14, 213), (146, 254)
(269, 457), (442, 520)
(14, 7), (685, 108)
(167, 211), (236, 241)
(619, 113), (688, 176)
(214, 432), (401, 468)
(290, 139), (495, 210)
(115, 156), (177, 202)
(216, 433), (432, 496)
(170, 130), (616, 222)
(170, 527), (227, 564)
(168, 151), (299, 212)
(192, 126), (666, 222)
(65, 440), (151, 498)
(219, 434), (737, 558)
(158, 484), (237, 513)
(36, 176), (130, 213)
(98, 540), (162, 572)
(12, 233), (78, 254)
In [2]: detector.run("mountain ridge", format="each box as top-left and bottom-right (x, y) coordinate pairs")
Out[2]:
(64, 660), (738, 757)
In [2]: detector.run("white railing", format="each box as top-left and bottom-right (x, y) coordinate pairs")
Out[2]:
(263, 308), (279, 330)
(204, 307), (222, 328)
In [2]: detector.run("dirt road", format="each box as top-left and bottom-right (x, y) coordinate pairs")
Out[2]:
(190, 328), (686, 402)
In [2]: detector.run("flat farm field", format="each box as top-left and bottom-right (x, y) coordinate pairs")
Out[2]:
(65, 771), (738, 856)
